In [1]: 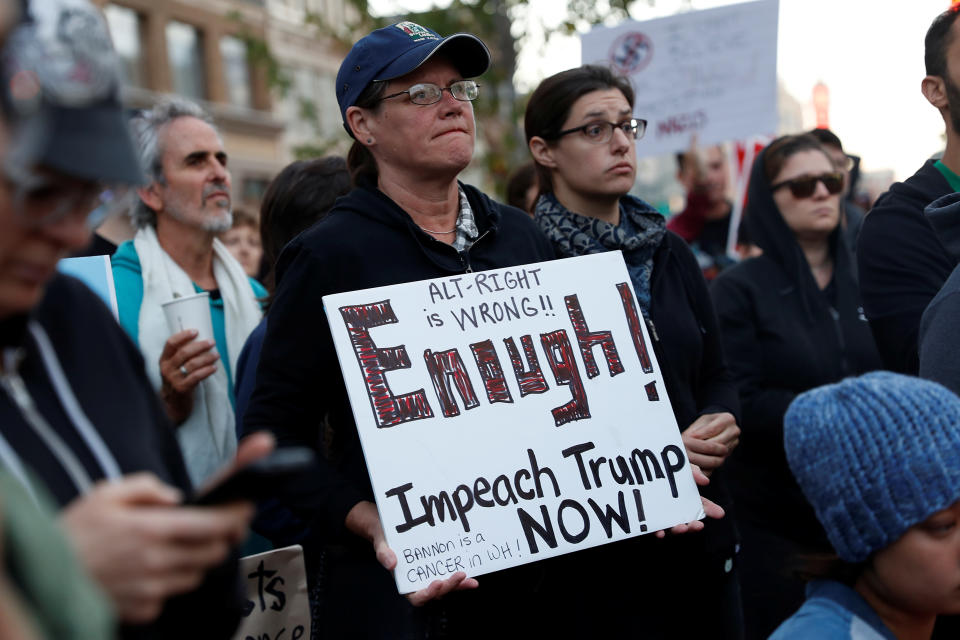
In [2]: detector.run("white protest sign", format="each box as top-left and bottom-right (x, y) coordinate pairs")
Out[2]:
(232, 545), (310, 640)
(323, 252), (703, 594)
(581, 0), (779, 159)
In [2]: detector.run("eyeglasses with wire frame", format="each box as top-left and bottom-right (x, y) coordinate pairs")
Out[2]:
(554, 118), (647, 144)
(379, 80), (480, 106)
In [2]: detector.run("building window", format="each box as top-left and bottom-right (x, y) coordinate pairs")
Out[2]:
(220, 35), (252, 108)
(104, 4), (145, 88)
(166, 21), (206, 100)
(284, 66), (337, 140)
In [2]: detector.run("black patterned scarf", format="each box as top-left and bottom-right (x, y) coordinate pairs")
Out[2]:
(535, 192), (666, 318)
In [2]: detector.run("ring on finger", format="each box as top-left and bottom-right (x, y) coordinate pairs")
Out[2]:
(179, 364), (189, 377)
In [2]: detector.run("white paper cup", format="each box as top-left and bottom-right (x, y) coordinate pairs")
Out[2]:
(161, 292), (214, 343)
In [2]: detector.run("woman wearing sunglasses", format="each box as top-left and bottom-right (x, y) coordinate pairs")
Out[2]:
(710, 134), (882, 639)
(525, 64), (743, 638)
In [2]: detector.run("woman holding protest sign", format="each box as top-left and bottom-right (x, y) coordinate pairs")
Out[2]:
(524, 64), (743, 637)
(710, 134), (881, 638)
(241, 21), (564, 639)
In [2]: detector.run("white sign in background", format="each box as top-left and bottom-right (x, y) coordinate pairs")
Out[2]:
(324, 253), (703, 594)
(581, 0), (779, 159)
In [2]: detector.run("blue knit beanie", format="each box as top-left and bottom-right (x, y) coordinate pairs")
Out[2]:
(784, 371), (960, 563)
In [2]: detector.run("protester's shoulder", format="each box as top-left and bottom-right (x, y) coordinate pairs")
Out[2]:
(659, 228), (702, 271)
(771, 596), (890, 640)
(462, 182), (555, 256)
(36, 274), (140, 361)
(40, 272), (115, 322)
(866, 161), (951, 228)
(291, 191), (386, 256)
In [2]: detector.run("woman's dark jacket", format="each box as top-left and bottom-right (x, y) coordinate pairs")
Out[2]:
(710, 151), (882, 545)
(241, 181), (556, 637)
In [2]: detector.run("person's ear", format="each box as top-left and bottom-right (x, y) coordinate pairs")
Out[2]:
(136, 183), (163, 213)
(346, 106), (374, 146)
(923, 75), (948, 110)
(529, 136), (557, 169)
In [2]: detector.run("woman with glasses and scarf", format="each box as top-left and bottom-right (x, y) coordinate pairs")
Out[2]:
(710, 134), (882, 639)
(525, 64), (743, 639)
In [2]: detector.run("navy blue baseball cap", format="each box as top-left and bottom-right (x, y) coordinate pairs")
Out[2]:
(336, 21), (490, 139)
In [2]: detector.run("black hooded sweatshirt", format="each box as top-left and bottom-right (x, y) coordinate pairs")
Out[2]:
(856, 160), (953, 373)
(710, 149), (882, 545)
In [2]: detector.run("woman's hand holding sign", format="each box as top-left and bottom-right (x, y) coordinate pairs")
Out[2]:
(345, 500), (479, 606)
(655, 463), (725, 538)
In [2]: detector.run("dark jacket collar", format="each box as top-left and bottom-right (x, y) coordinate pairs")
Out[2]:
(347, 177), (501, 236)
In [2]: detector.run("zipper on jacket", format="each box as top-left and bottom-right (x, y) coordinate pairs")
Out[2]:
(645, 316), (660, 343)
(828, 306), (852, 375)
(0, 348), (95, 494)
(458, 229), (492, 274)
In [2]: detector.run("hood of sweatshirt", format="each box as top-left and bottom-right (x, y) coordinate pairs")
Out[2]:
(742, 146), (857, 323)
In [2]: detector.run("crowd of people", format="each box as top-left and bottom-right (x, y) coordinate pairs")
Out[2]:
(6, 0), (960, 638)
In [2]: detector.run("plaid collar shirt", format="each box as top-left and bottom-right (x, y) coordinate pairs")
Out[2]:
(451, 185), (478, 253)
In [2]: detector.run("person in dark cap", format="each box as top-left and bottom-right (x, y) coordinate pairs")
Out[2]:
(772, 372), (960, 639)
(242, 20), (556, 639)
(0, 1), (271, 637)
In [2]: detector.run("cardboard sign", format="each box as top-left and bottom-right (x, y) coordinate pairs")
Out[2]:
(323, 253), (703, 593)
(581, 0), (779, 159)
(232, 545), (310, 640)
(58, 255), (119, 318)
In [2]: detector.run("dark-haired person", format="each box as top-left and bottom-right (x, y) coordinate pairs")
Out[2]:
(233, 156), (351, 432)
(241, 23), (558, 638)
(525, 63), (742, 638)
(711, 134), (881, 639)
(857, 7), (960, 374)
(807, 128), (865, 251)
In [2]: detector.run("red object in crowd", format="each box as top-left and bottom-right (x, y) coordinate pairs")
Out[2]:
(813, 82), (830, 130)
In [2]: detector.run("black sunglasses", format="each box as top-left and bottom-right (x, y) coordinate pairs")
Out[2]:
(770, 172), (844, 199)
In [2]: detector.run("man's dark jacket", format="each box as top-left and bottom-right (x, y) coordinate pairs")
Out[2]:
(856, 160), (953, 373)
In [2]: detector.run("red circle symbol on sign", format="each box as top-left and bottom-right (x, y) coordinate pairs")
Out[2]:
(608, 32), (653, 75)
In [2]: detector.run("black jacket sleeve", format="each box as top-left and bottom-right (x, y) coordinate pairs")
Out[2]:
(857, 203), (953, 374)
(710, 270), (795, 452)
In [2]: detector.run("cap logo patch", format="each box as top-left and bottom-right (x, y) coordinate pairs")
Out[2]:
(394, 21), (437, 42)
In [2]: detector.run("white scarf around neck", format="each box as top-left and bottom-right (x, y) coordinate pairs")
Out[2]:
(133, 225), (262, 486)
